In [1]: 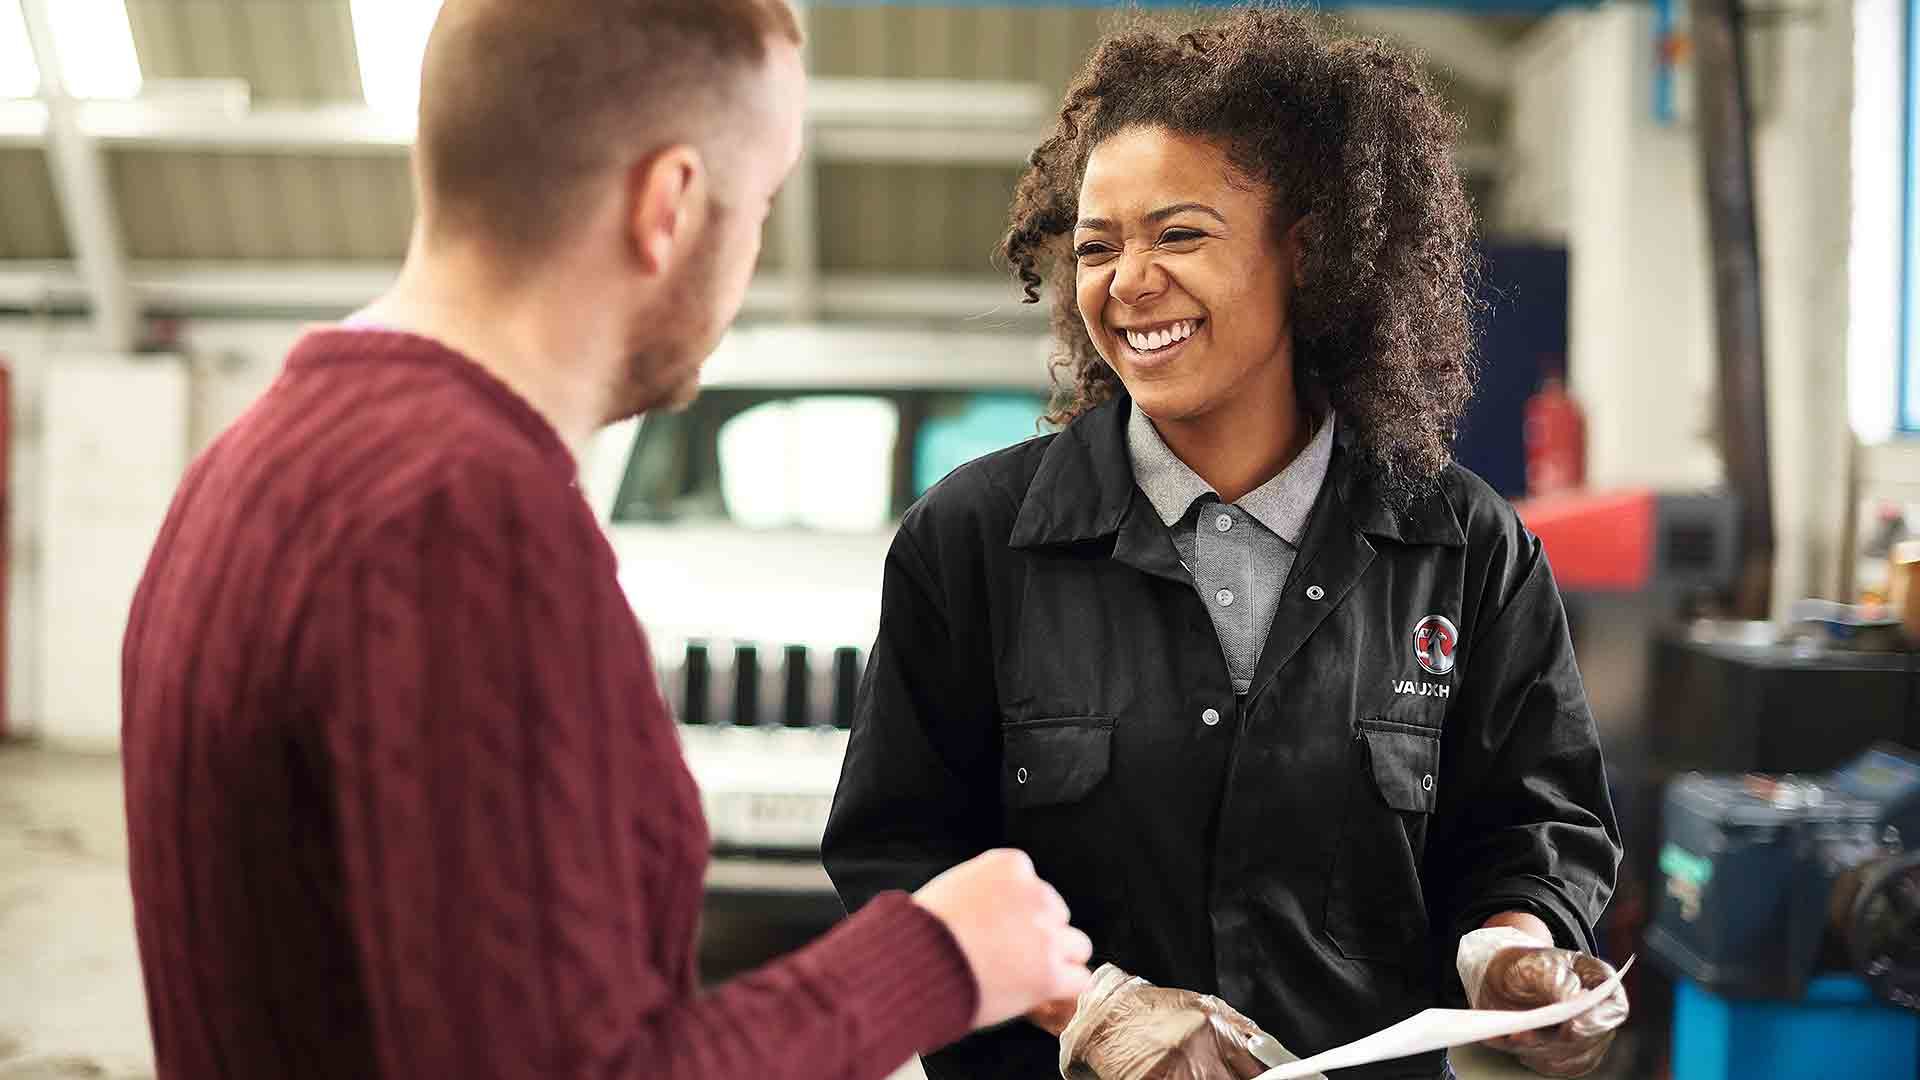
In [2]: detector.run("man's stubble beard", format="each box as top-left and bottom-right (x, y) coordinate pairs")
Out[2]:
(610, 237), (727, 422)
(607, 342), (703, 422)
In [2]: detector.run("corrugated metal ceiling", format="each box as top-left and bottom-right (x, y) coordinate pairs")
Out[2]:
(0, 148), (67, 259)
(109, 150), (410, 260)
(1, 4), (1508, 282)
(124, 0), (361, 103)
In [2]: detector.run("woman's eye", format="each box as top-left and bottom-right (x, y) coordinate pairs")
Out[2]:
(1160, 229), (1206, 245)
(1074, 243), (1117, 261)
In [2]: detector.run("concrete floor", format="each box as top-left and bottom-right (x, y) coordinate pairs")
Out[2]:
(0, 745), (1603, 1080)
(0, 746), (150, 1079)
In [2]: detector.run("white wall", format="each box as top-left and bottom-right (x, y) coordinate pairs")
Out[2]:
(41, 359), (190, 746)
(1864, 442), (1920, 507)
(0, 317), (298, 742)
(1497, 1), (1859, 615)
(1497, 5), (1726, 490)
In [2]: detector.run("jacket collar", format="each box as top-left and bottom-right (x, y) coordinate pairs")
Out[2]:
(1009, 392), (1466, 551)
(1126, 401), (1335, 545)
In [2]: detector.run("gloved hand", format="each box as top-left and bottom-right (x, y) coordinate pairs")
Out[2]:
(1057, 963), (1313, 1080)
(1456, 927), (1630, 1077)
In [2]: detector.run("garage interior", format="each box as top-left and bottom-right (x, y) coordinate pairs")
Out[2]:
(2, 1), (1918, 1078)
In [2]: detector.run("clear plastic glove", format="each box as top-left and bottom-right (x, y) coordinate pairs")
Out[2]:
(1058, 963), (1295, 1080)
(1456, 927), (1630, 1077)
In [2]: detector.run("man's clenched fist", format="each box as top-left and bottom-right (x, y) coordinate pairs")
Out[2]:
(914, 850), (1094, 1030)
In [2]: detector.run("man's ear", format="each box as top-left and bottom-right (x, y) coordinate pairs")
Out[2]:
(630, 145), (706, 274)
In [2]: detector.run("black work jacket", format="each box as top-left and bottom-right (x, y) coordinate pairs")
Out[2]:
(823, 396), (1621, 1079)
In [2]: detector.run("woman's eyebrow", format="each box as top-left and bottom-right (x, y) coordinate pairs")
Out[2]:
(1074, 203), (1229, 232)
(1146, 202), (1227, 225)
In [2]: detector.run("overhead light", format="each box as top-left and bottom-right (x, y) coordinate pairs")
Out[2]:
(0, 1), (40, 98)
(46, 0), (142, 99)
(350, 0), (444, 118)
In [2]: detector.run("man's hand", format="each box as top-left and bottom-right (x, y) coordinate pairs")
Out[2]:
(1028, 996), (1079, 1037)
(1057, 964), (1301, 1080)
(913, 850), (1094, 1030)
(1458, 925), (1629, 1077)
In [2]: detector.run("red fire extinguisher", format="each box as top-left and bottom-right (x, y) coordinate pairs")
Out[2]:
(1525, 372), (1587, 497)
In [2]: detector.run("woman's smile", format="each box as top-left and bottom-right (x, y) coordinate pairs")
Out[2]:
(1113, 317), (1207, 369)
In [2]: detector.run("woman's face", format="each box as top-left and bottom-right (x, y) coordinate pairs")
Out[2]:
(1073, 125), (1300, 425)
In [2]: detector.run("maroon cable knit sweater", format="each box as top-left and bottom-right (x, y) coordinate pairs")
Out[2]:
(121, 328), (976, 1079)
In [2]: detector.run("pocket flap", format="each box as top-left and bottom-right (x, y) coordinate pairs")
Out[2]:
(1003, 716), (1115, 809)
(1360, 720), (1441, 814)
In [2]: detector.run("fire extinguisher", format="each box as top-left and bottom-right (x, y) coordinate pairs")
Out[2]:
(1524, 371), (1587, 497)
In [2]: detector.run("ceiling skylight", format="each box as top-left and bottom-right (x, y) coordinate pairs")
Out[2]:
(351, 0), (443, 118)
(0, 2), (40, 99)
(46, 0), (143, 99)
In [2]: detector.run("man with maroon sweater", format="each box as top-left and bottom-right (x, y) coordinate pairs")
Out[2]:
(120, 2), (1093, 1077)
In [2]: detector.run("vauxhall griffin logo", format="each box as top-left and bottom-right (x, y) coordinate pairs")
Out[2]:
(1413, 614), (1458, 677)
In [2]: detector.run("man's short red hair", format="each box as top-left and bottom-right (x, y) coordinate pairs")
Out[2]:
(416, 0), (801, 256)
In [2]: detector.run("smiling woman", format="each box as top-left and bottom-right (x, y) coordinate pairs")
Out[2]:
(1005, 9), (1482, 509)
(1068, 126), (1311, 502)
(826, 9), (1626, 1080)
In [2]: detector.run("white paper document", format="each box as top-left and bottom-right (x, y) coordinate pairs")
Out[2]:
(1250, 956), (1634, 1080)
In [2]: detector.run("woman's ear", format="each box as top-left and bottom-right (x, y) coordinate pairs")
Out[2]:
(1285, 213), (1314, 290)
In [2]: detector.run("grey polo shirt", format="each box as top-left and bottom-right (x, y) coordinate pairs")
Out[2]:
(1126, 403), (1336, 693)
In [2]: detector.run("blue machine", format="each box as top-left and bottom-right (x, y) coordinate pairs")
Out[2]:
(1674, 976), (1920, 1080)
(1650, 747), (1920, 1079)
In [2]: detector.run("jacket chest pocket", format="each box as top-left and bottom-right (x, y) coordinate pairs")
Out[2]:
(999, 715), (1128, 963)
(1324, 718), (1440, 962)
(1002, 716), (1114, 810)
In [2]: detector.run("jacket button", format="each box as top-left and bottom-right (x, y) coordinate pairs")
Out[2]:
(1422, 774), (1435, 792)
(1201, 708), (1222, 727)
(1306, 585), (1326, 601)
(1016, 767), (1029, 784)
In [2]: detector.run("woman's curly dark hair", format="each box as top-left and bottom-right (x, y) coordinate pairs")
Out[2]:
(1003, 6), (1483, 504)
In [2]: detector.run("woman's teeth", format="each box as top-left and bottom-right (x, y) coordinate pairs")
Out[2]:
(1124, 319), (1200, 353)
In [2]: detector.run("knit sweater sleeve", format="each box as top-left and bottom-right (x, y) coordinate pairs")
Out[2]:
(308, 458), (978, 1079)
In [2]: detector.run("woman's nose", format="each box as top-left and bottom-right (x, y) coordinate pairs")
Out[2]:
(1109, 248), (1167, 307)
